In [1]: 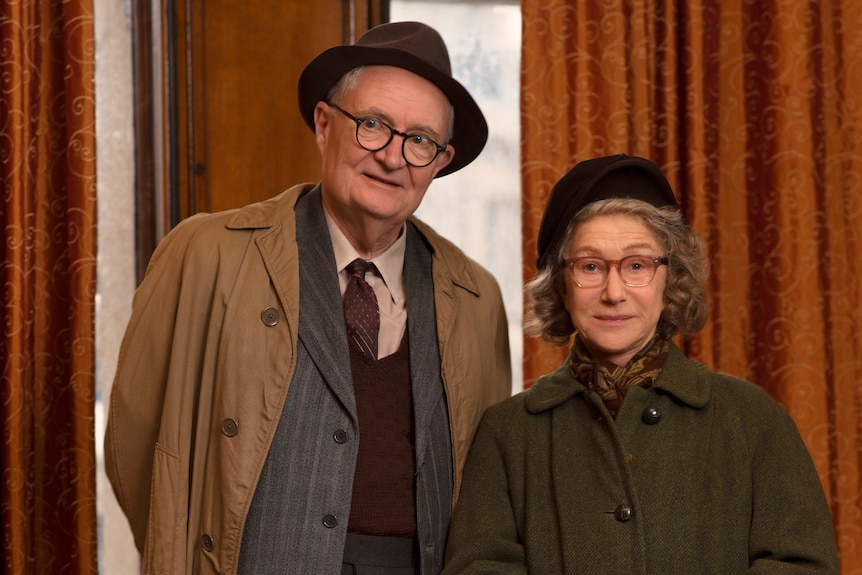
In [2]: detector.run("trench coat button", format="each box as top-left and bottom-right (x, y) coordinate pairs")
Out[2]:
(333, 429), (348, 444)
(201, 533), (215, 552)
(260, 307), (280, 327)
(614, 504), (634, 522)
(221, 418), (238, 437)
(641, 406), (662, 425)
(322, 514), (338, 528)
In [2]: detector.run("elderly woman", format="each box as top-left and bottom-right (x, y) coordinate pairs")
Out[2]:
(443, 155), (839, 574)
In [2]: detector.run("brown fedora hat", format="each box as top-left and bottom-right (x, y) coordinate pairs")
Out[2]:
(536, 155), (681, 268)
(298, 21), (488, 177)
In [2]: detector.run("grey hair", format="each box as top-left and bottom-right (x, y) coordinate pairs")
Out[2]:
(326, 66), (456, 143)
(523, 198), (709, 346)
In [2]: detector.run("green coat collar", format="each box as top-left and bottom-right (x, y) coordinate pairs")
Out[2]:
(525, 341), (712, 414)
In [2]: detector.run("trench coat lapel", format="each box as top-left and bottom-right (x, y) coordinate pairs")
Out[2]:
(293, 187), (358, 421)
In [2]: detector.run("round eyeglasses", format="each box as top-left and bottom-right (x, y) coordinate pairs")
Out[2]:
(329, 103), (447, 168)
(564, 255), (669, 288)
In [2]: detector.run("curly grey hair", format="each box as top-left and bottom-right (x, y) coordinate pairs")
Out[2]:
(524, 198), (709, 346)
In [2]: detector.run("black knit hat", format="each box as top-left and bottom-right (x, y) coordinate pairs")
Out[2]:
(536, 155), (680, 268)
(298, 21), (488, 177)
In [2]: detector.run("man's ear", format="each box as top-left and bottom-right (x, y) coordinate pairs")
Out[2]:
(431, 144), (455, 176)
(313, 102), (331, 149)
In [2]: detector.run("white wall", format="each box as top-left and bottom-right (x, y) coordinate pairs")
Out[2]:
(391, 0), (524, 390)
(94, 0), (139, 571)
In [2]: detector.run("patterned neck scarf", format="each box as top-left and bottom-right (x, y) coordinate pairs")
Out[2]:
(570, 334), (670, 418)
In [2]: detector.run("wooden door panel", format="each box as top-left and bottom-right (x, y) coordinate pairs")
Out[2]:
(185, 0), (344, 214)
(133, 0), (385, 278)
(168, 0), (388, 217)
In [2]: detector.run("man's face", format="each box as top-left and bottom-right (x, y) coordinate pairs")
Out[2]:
(313, 66), (455, 243)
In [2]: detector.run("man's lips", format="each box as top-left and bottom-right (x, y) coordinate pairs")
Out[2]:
(364, 172), (401, 187)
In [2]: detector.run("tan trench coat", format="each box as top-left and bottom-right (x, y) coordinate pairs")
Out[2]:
(104, 184), (512, 574)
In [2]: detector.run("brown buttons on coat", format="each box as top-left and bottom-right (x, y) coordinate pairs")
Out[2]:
(221, 418), (238, 437)
(614, 504), (634, 522)
(333, 429), (348, 444)
(641, 406), (662, 425)
(201, 533), (214, 552)
(260, 307), (280, 327)
(322, 514), (338, 528)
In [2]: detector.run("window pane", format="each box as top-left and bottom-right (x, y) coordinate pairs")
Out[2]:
(390, 0), (523, 390)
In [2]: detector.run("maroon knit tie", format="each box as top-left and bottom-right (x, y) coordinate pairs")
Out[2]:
(343, 258), (380, 359)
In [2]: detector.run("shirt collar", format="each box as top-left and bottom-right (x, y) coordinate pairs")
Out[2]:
(324, 208), (406, 305)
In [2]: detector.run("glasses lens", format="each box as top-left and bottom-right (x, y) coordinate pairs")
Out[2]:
(570, 258), (606, 287)
(356, 118), (392, 150)
(619, 255), (658, 286)
(403, 135), (439, 167)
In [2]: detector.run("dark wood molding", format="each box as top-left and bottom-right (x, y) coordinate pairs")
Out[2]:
(131, 0), (158, 285)
(343, 0), (388, 43)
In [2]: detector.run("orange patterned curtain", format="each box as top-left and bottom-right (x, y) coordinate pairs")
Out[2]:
(521, 1), (861, 572)
(1, 1), (98, 574)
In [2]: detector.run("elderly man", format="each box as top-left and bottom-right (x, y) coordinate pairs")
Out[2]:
(104, 21), (511, 575)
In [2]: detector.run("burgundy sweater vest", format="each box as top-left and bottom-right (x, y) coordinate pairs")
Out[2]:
(347, 332), (416, 536)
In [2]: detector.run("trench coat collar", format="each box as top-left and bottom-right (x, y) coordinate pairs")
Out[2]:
(224, 184), (313, 230)
(525, 341), (712, 414)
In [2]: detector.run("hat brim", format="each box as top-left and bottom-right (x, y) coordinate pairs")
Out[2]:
(298, 45), (488, 177)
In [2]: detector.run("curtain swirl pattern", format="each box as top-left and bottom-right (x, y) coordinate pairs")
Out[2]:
(1, 0), (97, 573)
(521, 1), (861, 572)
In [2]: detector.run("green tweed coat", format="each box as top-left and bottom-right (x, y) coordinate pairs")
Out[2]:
(443, 343), (839, 574)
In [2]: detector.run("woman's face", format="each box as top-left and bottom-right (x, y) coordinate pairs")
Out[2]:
(560, 213), (668, 366)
